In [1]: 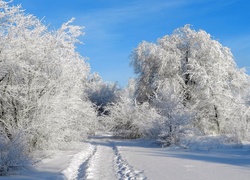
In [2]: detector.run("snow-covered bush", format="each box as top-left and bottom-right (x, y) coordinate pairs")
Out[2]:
(179, 134), (242, 150)
(104, 81), (162, 139)
(0, 132), (30, 176)
(153, 84), (193, 146)
(106, 101), (162, 139)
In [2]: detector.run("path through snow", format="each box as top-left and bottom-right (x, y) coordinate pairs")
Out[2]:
(1, 134), (250, 180)
(84, 134), (146, 180)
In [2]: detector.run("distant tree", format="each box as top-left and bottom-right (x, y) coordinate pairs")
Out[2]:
(85, 73), (119, 115)
(104, 79), (162, 138)
(131, 25), (250, 139)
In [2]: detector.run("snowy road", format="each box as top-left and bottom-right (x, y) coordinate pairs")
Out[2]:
(63, 135), (250, 180)
(1, 134), (250, 180)
(82, 135), (146, 180)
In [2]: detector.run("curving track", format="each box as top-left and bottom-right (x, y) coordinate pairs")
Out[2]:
(62, 134), (147, 180)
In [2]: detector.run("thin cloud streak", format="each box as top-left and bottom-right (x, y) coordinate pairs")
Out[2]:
(76, 0), (188, 49)
(13, 0), (249, 86)
(79, 1), (183, 24)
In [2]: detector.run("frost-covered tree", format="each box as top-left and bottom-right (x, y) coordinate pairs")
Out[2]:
(0, 0), (96, 151)
(104, 80), (162, 138)
(85, 73), (119, 115)
(152, 82), (192, 146)
(131, 25), (250, 139)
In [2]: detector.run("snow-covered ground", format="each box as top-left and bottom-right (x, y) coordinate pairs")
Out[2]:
(116, 139), (250, 180)
(1, 133), (250, 180)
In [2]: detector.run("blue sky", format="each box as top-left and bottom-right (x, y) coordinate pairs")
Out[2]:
(13, 0), (250, 86)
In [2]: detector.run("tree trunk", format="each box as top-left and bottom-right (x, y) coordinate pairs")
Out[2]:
(213, 105), (220, 134)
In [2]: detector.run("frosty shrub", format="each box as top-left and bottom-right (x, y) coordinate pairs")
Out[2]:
(179, 134), (242, 150)
(153, 85), (193, 146)
(106, 101), (162, 139)
(0, 132), (30, 176)
(105, 83), (162, 139)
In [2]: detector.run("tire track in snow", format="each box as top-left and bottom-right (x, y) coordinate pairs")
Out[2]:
(76, 145), (97, 180)
(85, 143), (116, 180)
(63, 135), (147, 180)
(61, 144), (97, 180)
(112, 144), (147, 180)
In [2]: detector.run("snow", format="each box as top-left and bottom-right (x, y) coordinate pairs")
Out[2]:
(85, 139), (116, 179)
(117, 140), (250, 180)
(0, 142), (92, 180)
(1, 134), (250, 180)
(62, 143), (95, 180)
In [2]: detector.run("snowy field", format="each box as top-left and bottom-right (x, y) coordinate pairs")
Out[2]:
(1, 133), (250, 180)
